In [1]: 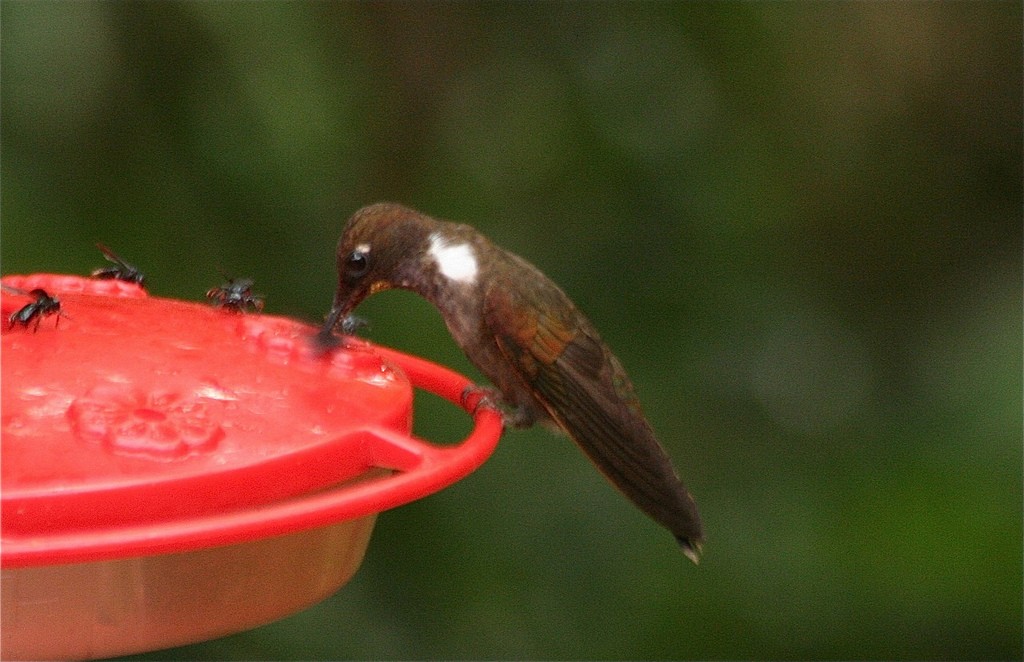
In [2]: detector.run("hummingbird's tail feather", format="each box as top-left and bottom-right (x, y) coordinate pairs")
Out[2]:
(475, 236), (705, 559)
(677, 535), (702, 565)
(530, 334), (704, 560)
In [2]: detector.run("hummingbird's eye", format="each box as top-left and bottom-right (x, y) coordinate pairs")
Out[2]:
(345, 250), (370, 280)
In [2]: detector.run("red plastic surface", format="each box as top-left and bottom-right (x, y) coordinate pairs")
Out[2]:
(1, 274), (502, 568)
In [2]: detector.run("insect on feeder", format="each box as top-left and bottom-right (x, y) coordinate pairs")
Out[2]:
(0, 273), (503, 660)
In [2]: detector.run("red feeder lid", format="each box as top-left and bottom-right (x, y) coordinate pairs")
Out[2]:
(1, 274), (502, 568)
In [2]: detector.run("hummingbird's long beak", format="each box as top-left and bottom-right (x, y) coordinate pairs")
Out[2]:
(313, 305), (346, 351)
(314, 287), (369, 351)
(320, 301), (347, 336)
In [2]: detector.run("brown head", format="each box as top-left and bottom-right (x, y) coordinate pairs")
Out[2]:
(320, 203), (485, 337)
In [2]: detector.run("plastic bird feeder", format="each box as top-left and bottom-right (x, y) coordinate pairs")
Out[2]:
(0, 274), (502, 660)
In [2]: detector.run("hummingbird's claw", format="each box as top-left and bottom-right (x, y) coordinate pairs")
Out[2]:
(460, 386), (538, 429)
(460, 384), (498, 416)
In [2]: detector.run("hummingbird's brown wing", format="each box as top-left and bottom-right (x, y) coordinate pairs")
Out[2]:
(483, 280), (704, 560)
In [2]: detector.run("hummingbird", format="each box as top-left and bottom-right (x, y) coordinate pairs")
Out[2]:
(318, 203), (704, 562)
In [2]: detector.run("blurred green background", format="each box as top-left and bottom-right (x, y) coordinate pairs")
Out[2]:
(2, 1), (1021, 659)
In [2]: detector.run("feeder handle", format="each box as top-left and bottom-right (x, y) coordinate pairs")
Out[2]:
(0, 348), (503, 568)
(364, 344), (501, 473)
(290, 345), (506, 519)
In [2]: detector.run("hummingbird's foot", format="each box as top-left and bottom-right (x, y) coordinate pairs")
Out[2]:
(460, 384), (500, 417)
(460, 386), (536, 428)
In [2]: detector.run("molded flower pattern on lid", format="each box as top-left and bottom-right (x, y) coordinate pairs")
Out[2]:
(68, 385), (224, 459)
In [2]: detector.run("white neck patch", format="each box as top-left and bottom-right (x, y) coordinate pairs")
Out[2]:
(428, 232), (478, 285)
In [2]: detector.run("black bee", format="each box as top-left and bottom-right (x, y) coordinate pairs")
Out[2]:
(92, 243), (147, 288)
(206, 275), (264, 313)
(3, 286), (67, 331)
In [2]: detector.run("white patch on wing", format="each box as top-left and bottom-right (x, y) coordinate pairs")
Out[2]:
(428, 233), (478, 284)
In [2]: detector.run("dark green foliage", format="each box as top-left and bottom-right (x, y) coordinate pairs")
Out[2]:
(2, 2), (1020, 659)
